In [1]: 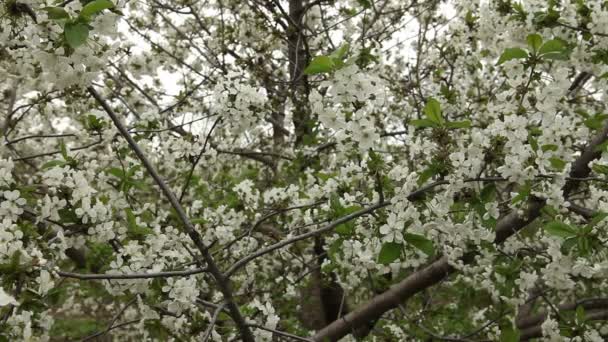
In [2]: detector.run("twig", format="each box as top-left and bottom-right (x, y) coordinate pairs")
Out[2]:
(202, 303), (227, 342)
(247, 324), (314, 342)
(80, 319), (140, 341)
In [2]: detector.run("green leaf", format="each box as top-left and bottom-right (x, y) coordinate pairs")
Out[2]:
(125, 208), (152, 239)
(529, 136), (539, 151)
(511, 182), (531, 204)
(410, 119), (439, 128)
(42, 7), (70, 20)
(125, 209), (137, 229)
(404, 233), (435, 256)
(81, 0), (114, 18)
(576, 305), (586, 324)
(356, 0), (372, 9)
(303, 56), (334, 75)
(335, 223), (354, 235)
(330, 195), (360, 235)
(86, 114), (105, 131)
(330, 43), (350, 62)
(594, 140), (608, 153)
(577, 236), (590, 255)
(497, 47), (528, 65)
(538, 39), (565, 56)
(105, 167), (125, 179)
(541, 51), (570, 60)
(541, 205), (559, 218)
(367, 149), (385, 172)
(592, 164), (608, 174)
(424, 98), (443, 125)
(445, 120), (471, 129)
(59, 140), (68, 160)
(41, 160), (67, 169)
(378, 242), (402, 265)
(548, 157), (566, 171)
(480, 184), (496, 203)
(584, 114), (608, 130)
(417, 165), (440, 185)
(64, 22), (90, 48)
(526, 33), (543, 53)
(562, 237), (577, 253)
(544, 221), (577, 238)
(58, 208), (79, 224)
(541, 144), (558, 152)
(500, 326), (520, 342)
(330, 194), (344, 213)
(585, 212), (608, 230)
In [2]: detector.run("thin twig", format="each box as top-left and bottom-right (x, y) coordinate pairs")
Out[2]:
(202, 303), (227, 342)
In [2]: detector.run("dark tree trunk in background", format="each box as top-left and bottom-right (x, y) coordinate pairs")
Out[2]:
(288, 0), (311, 146)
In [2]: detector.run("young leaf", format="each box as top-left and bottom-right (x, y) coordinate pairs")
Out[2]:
(378, 242), (402, 265)
(105, 167), (125, 179)
(584, 212), (608, 230)
(548, 157), (566, 171)
(410, 119), (439, 128)
(541, 51), (570, 60)
(594, 140), (608, 153)
(125, 208), (137, 230)
(81, 0), (114, 18)
(577, 236), (590, 255)
(59, 140), (68, 160)
(583, 114), (608, 130)
(125, 208), (152, 238)
(445, 120), (471, 129)
(303, 56), (334, 75)
(330, 43), (350, 61)
(544, 221), (577, 238)
(500, 326), (520, 342)
(64, 22), (90, 48)
(538, 39), (565, 56)
(511, 182), (531, 204)
(417, 165), (440, 185)
(480, 184), (496, 203)
(335, 222), (354, 235)
(41, 160), (67, 169)
(562, 237), (578, 254)
(576, 305), (586, 324)
(497, 48), (528, 65)
(592, 164), (608, 174)
(404, 233), (435, 256)
(42, 7), (70, 20)
(356, 0), (372, 9)
(541, 144), (558, 152)
(424, 98), (443, 125)
(526, 33), (543, 53)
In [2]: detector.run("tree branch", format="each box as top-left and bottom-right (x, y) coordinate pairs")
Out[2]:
(57, 267), (208, 280)
(87, 86), (256, 342)
(312, 114), (608, 341)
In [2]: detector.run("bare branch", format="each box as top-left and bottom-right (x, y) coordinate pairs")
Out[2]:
(57, 267), (208, 280)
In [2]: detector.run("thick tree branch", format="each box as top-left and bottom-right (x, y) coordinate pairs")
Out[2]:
(516, 298), (608, 330)
(312, 115), (608, 341)
(519, 309), (608, 341)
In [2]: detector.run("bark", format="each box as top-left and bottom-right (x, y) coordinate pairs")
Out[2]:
(288, 0), (311, 146)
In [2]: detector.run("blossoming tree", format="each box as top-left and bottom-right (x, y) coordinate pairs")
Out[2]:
(2, 0), (608, 340)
